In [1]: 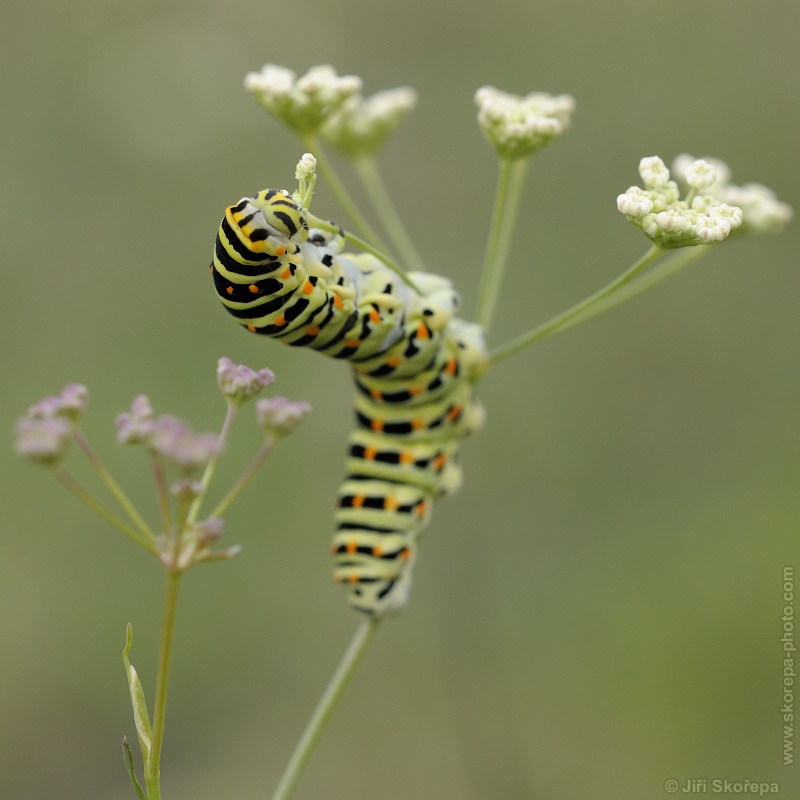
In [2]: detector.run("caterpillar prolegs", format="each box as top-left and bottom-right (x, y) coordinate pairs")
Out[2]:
(211, 189), (487, 615)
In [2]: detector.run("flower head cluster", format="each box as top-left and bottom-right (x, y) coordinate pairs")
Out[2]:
(116, 397), (219, 471)
(14, 383), (89, 463)
(321, 87), (418, 158)
(475, 86), (575, 160)
(216, 356), (275, 406)
(672, 154), (793, 236)
(617, 156), (745, 248)
(244, 64), (362, 135)
(256, 396), (312, 438)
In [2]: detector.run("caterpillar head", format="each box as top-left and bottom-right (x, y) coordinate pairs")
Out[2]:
(226, 188), (309, 260)
(249, 189), (309, 242)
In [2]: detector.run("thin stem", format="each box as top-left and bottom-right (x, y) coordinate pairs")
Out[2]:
(549, 244), (708, 332)
(73, 431), (155, 542)
(186, 404), (238, 527)
(302, 135), (390, 254)
(271, 618), (380, 800)
(475, 157), (531, 334)
(150, 454), (172, 538)
(52, 466), (158, 555)
(208, 437), (274, 520)
(145, 570), (182, 800)
(489, 243), (665, 366)
(353, 155), (425, 271)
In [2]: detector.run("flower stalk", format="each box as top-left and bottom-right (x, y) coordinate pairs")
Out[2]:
(271, 618), (380, 800)
(475, 156), (531, 333)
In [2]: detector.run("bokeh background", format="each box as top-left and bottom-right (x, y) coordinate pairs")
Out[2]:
(2, 1), (798, 798)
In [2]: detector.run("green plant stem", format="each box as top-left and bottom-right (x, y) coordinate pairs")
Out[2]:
(208, 438), (274, 520)
(145, 570), (182, 800)
(475, 156), (531, 334)
(186, 404), (238, 527)
(73, 430), (155, 542)
(51, 466), (158, 555)
(302, 135), (390, 254)
(353, 155), (425, 271)
(549, 244), (708, 331)
(488, 243), (665, 365)
(150, 454), (172, 539)
(271, 617), (380, 800)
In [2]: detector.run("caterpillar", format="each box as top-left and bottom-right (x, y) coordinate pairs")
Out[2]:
(211, 188), (487, 616)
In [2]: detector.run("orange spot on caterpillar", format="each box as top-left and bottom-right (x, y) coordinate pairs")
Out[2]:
(372, 545), (383, 557)
(383, 496), (399, 511)
(416, 323), (430, 340)
(346, 541), (358, 554)
(353, 495), (365, 508)
(416, 501), (428, 517)
(433, 454), (447, 471)
(275, 245), (286, 256)
(246, 324), (257, 333)
(280, 267), (292, 280)
(371, 419), (384, 432)
(447, 405), (462, 421)
(400, 451), (414, 464)
(344, 339), (360, 348)
(248, 284), (259, 293)
(348, 574), (360, 584)
(274, 315), (286, 327)
(400, 548), (410, 561)
(445, 357), (458, 375)
(408, 385), (423, 396)
(364, 447), (377, 460)
(306, 326), (320, 336)
(411, 419), (424, 430)
(369, 308), (381, 324)
(370, 389), (382, 400)
(333, 294), (344, 309)
(386, 356), (401, 367)
(302, 280), (314, 295)
(226, 286), (234, 295)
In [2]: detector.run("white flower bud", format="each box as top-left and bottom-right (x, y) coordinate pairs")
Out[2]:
(656, 209), (690, 234)
(685, 159), (717, 190)
(295, 153), (317, 180)
(695, 215), (731, 242)
(617, 188), (653, 218)
(638, 156), (670, 188)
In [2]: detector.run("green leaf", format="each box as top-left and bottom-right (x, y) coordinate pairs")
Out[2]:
(123, 623), (154, 767)
(122, 737), (148, 800)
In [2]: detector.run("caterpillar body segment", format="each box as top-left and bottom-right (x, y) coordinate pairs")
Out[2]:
(211, 189), (487, 616)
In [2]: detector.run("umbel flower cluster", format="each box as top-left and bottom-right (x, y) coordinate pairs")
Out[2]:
(14, 357), (310, 571)
(617, 155), (792, 247)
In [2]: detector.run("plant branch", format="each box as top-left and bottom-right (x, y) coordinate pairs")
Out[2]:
(271, 617), (380, 800)
(353, 155), (425, 271)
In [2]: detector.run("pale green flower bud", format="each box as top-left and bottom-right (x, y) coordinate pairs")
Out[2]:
(475, 86), (575, 160)
(244, 64), (362, 135)
(321, 87), (418, 157)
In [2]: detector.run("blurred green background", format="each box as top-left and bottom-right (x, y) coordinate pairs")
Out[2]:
(2, 0), (798, 798)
